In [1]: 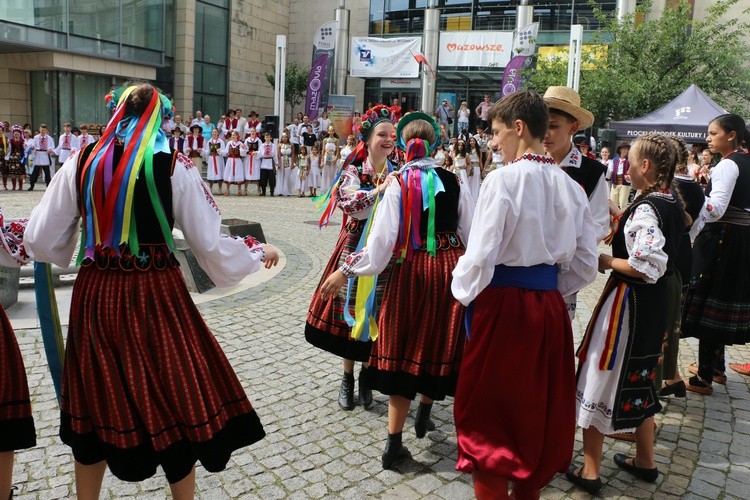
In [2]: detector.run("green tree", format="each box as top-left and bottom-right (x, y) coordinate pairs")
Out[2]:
(265, 61), (310, 114)
(525, 0), (750, 127)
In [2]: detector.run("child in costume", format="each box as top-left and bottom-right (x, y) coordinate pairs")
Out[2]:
(203, 128), (226, 194)
(307, 145), (321, 197)
(305, 105), (397, 412)
(25, 83), (279, 496)
(297, 145), (309, 197)
(320, 112), (473, 470)
(451, 91), (598, 499)
(466, 137), (482, 199)
(243, 128), (262, 195)
(322, 129), (339, 190)
(4, 126), (27, 190)
(222, 130), (246, 195)
(569, 134), (685, 494)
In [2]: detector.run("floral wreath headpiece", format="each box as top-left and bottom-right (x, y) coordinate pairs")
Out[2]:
(105, 85), (174, 119)
(358, 104), (396, 142)
(11, 124), (23, 134)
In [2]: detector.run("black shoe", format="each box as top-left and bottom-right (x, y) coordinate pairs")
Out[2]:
(338, 372), (355, 410)
(566, 464), (603, 495)
(414, 402), (436, 438)
(382, 440), (411, 469)
(613, 453), (659, 483)
(658, 380), (686, 398)
(358, 368), (373, 409)
(27, 185), (33, 191)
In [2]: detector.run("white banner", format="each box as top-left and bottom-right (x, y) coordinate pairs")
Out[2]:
(513, 22), (539, 57)
(438, 31), (514, 68)
(350, 37), (421, 78)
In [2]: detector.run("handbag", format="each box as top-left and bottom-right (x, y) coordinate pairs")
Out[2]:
(447, 117), (453, 125)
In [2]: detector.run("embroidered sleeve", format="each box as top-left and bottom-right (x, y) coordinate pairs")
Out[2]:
(337, 165), (377, 218)
(341, 250), (364, 278)
(624, 203), (668, 284)
(690, 158), (739, 239)
(0, 210), (30, 267)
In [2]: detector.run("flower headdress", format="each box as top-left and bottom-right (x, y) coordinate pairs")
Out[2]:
(11, 124), (23, 135)
(77, 84), (174, 264)
(357, 104), (395, 142)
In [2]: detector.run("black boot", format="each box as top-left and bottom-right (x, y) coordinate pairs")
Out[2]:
(338, 371), (355, 410)
(414, 402), (436, 438)
(382, 432), (411, 469)
(358, 367), (373, 409)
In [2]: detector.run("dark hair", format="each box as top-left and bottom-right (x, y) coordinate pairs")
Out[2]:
(489, 90), (548, 141)
(710, 114), (749, 149)
(455, 140), (467, 156)
(127, 84), (156, 116)
(549, 108), (578, 124)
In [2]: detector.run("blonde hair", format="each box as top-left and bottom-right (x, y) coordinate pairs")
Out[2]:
(402, 119), (436, 145)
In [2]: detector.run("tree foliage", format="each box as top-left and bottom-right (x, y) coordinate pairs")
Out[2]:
(525, 0), (750, 128)
(265, 61), (310, 113)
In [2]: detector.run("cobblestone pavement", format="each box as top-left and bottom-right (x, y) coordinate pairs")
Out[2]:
(3, 188), (750, 499)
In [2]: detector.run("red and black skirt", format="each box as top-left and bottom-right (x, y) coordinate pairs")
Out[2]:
(306, 218), (381, 361)
(0, 304), (36, 452)
(454, 265), (575, 489)
(366, 241), (465, 401)
(60, 260), (264, 484)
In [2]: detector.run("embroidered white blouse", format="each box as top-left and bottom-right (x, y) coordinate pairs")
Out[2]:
(340, 159), (474, 277)
(623, 201), (668, 284)
(25, 153), (265, 288)
(451, 155), (598, 305)
(689, 157), (742, 239)
(559, 145), (610, 243)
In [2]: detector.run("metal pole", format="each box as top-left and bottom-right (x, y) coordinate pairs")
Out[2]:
(333, 3), (350, 95)
(420, 7), (439, 113)
(616, 0), (636, 23)
(516, 0), (533, 31)
(275, 35), (287, 120)
(566, 24), (583, 92)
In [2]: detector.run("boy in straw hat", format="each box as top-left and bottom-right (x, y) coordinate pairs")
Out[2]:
(542, 86), (610, 320)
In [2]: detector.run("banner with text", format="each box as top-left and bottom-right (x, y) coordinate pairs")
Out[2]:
(305, 20), (338, 120)
(438, 31), (514, 68)
(350, 37), (421, 78)
(327, 95), (356, 144)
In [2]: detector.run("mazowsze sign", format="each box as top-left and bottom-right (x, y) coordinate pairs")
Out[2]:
(438, 31), (514, 68)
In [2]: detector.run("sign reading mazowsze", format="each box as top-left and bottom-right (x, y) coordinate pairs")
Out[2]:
(438, 31), (514, 68)
(350, 37), (421, 78)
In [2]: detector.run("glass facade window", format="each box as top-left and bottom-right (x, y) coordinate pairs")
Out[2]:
(1, 1), (166, 64)
(193, 1), (229, 120)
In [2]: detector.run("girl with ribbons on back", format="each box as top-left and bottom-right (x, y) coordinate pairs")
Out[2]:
(305, 105), (397, 412)
(320, 112), (474, 470)
(25, 83), (279, 497)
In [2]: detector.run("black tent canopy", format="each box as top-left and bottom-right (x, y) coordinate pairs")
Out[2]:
(610, 84), (728, 142)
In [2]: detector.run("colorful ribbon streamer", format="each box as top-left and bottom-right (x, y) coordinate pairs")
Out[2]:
(33, 262), (65, 402)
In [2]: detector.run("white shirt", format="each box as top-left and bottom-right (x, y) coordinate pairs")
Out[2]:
(689, 157), (742, 239)
(25, 153), (264, 287)
(318, 118), (331, 133)
(451, 155), (598, 305)
(54, 133), (79, 163)
(341, 160), (475, 277)
(32, 134), (55, 165)
(560, 145), (610, 243)
(287, 124), (300, 145)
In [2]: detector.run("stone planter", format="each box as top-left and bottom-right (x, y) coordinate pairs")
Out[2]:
(0, 266), (20, 309)
(221, 219), (266, 243)
(173, 239), (216, 294)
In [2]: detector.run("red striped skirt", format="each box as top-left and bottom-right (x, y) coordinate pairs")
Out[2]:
(454, 286), (575, 489)
(0, 304), (36, 452)
(306, 219), (376, 361)
(367, 247), (465, 401)
(61, 265), (264, 483)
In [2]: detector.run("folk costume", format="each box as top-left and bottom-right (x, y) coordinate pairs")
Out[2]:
(5, 126), (27, 190)
(186, 128), (205, 171)
(576, 192), (682, 435)
(29, 132), (55, 190)
(308, 153), (321, 191)
(305, 105), (396, 399)
(610, 152), (632, 210)
(452, 153), (598, 490)
(168, 132), (186, 155)
(0, 208), (36, 454)
(222, 139), (246, 184)
(0, 125), (8, 189)
(25, 86), (266, 483)
(204, 137), (226, 183)
(297, 153), (309, 194)
(54, 131), (79, 165)
(466, 147), (482, 199)
(683, 150), (750, 389)
(341, 113), (474, 402)
(322, 136), (339, 190)
(279, 142), (295, 196)
(243, 135), (262, 183)
(258, 140), (277, 196)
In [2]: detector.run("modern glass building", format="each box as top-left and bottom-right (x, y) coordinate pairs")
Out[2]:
(365, 0), (619, 114)
(0, 0), (277, 136)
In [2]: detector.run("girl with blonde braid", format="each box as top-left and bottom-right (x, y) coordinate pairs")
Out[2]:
(568, 134), (686, 494)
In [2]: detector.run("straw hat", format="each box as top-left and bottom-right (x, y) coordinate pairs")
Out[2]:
(543, 86), (594, 130)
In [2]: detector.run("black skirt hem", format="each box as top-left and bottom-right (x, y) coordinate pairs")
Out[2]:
(305, 322), (372, 362)
(0, 417), (37, 452)
(366, 367), (458, 401)
(60, 410), (265, 483)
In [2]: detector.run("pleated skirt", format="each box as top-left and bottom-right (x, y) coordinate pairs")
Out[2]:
(61, 265), (264, 483)
(305, 221), (374, 362)
(368, 247), (465, 401)
(454, 286), (574, 489)
(0, 304), (36, 452)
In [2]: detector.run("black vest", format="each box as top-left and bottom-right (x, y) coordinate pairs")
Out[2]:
(566, 156), (606, 199)
(705, 151), (750, 209)
(77, 143), (175, 246)
(417, 167), (460, 236)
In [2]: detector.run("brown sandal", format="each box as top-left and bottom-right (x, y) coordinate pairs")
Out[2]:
(688, 362), (727, 384)
(730, 363), (750, 376)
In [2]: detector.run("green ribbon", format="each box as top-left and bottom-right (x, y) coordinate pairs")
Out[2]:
(426, 169), (437, 257)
